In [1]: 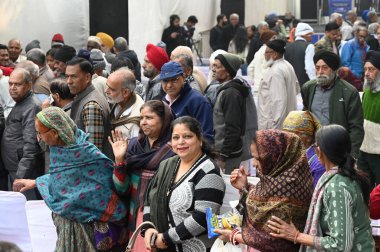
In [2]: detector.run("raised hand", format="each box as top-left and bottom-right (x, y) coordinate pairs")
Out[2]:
(108, 130), (128, 163)
(230, 166), (248, 190)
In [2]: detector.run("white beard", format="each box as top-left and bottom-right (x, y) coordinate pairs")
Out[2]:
(364, 73), (380, 93)
(316, 73), (335, 87)
(106, 94), (124, 104)
(263, 58), (274, 69)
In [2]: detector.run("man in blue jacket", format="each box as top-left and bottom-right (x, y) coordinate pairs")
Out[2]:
(160, 61), (214, 143)
(340, 26), (369, 91)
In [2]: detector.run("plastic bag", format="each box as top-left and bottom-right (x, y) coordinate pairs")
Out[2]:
(210, 238), (245, 252)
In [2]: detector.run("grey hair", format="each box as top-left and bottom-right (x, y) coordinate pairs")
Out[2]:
(13, 68), (33, 84)
(8, 38), (22, 47)
(257, 21), (269, 31)
(346, 10), (357, 18)
(368, 10), (377, 19)
(173, 53), (193, 73)
(230, 13), (239, 20)
(26, 48), (46, 65)
(352, 20), (367, 33)
(15, 60), (39, 79)
(368, 23), (379, 35)
(330, 12), (342, 22)
(114, 37), (128, 52)
(113, 67), (136, 91)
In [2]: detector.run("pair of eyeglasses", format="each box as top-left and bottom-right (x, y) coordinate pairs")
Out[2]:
(162, 76), (180, 85)
(36, 129), (51, 138)
(311, 143), (318, 149)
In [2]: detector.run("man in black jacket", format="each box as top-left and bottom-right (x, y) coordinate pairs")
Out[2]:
(113, 37), (142, 81)
(220, 13), (240, 51)
(161, 14), (186, 57)
(209, 14), (227, 51)
(0, 104), (5, 190)
(1, 69), (43, 197)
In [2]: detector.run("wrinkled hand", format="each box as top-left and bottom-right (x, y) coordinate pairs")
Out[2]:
(13, 179), (36, 193)
(214, 228), (232, 243)
(230, 166), (248, 190)
(155, 233), (168, 249)
(108, 130), (128, 163)
(144, 228), (158, 250)
(267, 215), (299, 241)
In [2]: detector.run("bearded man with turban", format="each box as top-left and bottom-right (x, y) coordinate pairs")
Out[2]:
(301, 49), (364, 158)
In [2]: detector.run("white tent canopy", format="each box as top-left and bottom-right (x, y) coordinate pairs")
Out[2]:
(0, 0), (293, 63)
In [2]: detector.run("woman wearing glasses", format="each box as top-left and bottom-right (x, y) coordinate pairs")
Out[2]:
(267, 125), (375, 251)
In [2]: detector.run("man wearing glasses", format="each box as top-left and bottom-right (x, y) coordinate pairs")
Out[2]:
(160, 61), (214, 143)
(340, 26), (369, 91)
(0, 68), (43, 198)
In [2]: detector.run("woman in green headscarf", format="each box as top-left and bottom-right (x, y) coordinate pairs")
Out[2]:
(13, 106), (127, 252)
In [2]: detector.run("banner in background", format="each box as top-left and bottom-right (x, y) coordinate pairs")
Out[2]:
(329, 0), (352, 16)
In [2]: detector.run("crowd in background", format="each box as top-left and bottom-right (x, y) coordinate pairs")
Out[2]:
(0, 8), (380, 252)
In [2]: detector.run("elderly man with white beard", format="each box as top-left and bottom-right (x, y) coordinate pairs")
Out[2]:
(302, 49), (364, 158)
(105, 68), (144, 139)
(257, 39), (300, 130)
(357, 50), (380, 187)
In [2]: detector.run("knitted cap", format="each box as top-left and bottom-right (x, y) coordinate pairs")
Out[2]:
(25, 40), (41, 53)
(295, 23), (314, 37)
(215, 53), (242, 77)
(267, 39), (286, 54)
(54, 45), (76, 63)
(96, 32), (114, 49)
(77, 49), (92, 63)
(146, 43), (169, 71)
(51, 33), (65, 47)
(90, 49), (106, 70)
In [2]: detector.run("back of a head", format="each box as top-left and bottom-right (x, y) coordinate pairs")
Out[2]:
(114, 37), (128, 52)
(316, 124), (351, 166)
(15, 60), (39, 79)
(171, 45), (192, 59)
(50, 78), (75, 100)
(26, 48), (46, 66)
(66, 57), (94, 75)
(111, 56), (135, 73)
(0, 241), (22, 252)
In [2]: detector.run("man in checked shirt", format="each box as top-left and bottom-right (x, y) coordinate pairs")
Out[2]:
(66, 57), (113, 159)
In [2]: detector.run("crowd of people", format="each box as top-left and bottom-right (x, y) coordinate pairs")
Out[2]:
(0, 8), (380, 252)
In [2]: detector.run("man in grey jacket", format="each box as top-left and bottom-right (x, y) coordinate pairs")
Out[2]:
(0, 68), (43, 197)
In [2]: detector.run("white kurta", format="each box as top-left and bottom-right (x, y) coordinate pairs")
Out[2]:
(247, 44), (269, 92)
(257, 58), (300, 130)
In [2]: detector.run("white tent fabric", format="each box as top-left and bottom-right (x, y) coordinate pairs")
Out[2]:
(0, 191), (32, 252)
(25, 201), (57, 252)
(128, 0), (221, 62)
(0, 0), (89, 54)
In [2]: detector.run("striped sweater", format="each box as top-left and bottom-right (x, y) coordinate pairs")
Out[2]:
(143, 155), (225, 252)
(361, 89), (380, 154)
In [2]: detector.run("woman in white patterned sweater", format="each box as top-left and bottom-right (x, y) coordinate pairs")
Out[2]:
(142, 116), (225, 252)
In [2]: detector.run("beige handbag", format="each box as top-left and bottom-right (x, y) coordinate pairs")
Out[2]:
(125, 221), (157, 252)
